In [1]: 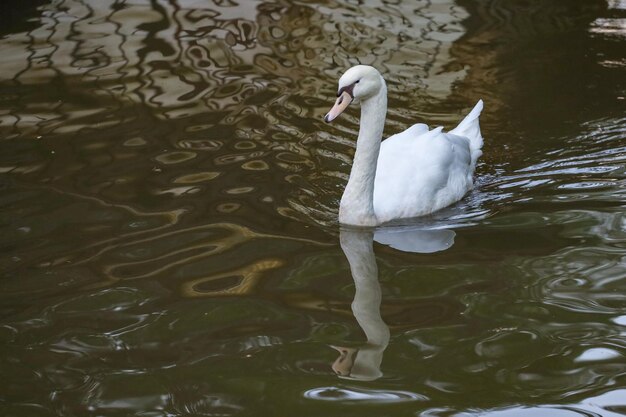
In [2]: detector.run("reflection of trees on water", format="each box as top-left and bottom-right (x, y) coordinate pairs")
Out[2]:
(0, 0), (617, 299)
(1, 0), (471, 136)
(3, 0), (284, 136)
(1, 0), (616, 196)
(0, 0), (617, 291)
(0, 0), (479, 283)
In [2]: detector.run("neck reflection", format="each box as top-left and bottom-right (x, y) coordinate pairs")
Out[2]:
(333, 225), (456, 380)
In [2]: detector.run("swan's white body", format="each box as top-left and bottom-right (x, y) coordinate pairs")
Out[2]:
(373, 104), (483, 223)
(325, 65), (484, 226)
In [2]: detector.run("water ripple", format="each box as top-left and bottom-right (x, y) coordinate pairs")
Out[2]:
(303, 386), (427, 403)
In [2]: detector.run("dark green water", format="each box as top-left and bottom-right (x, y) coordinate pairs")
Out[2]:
(1, 0), (625, 416)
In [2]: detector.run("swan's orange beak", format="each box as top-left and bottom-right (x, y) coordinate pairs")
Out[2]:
(324, 91), (353, 123)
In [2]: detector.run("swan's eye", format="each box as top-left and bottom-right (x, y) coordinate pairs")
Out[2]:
(355, 80), (360, 84)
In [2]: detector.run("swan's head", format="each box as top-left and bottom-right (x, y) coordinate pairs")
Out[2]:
(324, 65), (384, 123)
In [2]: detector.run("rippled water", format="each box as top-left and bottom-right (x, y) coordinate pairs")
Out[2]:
(1, 0), (625, 416)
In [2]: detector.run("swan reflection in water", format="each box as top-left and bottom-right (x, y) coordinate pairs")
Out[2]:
(332, 226), (455, 380)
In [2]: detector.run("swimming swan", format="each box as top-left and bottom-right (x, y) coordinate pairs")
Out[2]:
(325, 65), (484, 226)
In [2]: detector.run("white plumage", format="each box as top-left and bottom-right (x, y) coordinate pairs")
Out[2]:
(325, 65), (484, 226)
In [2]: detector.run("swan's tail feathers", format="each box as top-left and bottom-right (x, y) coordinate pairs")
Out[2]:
(450, 99), (483, 168)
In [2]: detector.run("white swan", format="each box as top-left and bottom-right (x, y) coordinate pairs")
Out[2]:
(325, 65), (484, 226)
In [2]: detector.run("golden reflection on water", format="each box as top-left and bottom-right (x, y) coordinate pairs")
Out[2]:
(0, 0), (490, 288)
(99, 221), (328, 283)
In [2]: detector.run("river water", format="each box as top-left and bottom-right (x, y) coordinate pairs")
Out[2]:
(0, 0), (625, 416)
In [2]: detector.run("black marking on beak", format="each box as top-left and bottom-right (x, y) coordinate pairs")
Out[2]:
(337, 82), (356, 99)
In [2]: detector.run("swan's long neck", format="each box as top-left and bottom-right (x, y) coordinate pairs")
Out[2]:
(339, 81), (387, 226)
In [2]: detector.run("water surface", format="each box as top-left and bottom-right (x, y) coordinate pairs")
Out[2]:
(1, 0), (625, 416)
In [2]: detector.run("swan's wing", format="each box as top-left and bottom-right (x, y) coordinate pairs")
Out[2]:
(382, 123), (436, 146)
(374, 127), (473, 222)
(403, 123), (429, 138)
